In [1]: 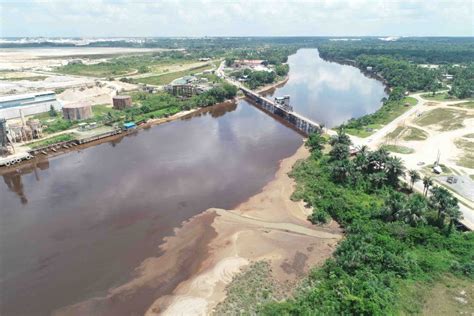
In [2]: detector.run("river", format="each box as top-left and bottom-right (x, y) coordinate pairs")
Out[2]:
(0, 49), (387, 315)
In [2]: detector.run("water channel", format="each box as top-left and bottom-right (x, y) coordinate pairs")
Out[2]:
(0, 49), (387, 315)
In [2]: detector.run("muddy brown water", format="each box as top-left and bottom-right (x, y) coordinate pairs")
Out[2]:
(0, 49), (386, 315)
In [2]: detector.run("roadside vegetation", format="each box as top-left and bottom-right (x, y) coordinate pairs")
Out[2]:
(260, 131), (472, 315)
(124, 83), (237, 122)
(381, 144), (415, 154)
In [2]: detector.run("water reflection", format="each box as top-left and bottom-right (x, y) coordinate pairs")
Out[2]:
(1, 159), (49, 204)
(0, 50), (387, 316)
(265, 49), (387, 127)
(0, 99), (302, 316)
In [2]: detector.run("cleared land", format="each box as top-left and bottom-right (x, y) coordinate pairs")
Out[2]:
(381, 144), (415, 154)
(415, 108), (474, 131)
(132, 64), (214, 86)
(450, 101), (474, 109)
(386, 125), (428, 141)
(454, 138), (474, 169)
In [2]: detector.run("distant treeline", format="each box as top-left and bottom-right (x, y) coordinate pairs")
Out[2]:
(318, 37), (474, 64)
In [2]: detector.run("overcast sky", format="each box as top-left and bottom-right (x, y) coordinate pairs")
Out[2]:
(1, 0), (473, 37)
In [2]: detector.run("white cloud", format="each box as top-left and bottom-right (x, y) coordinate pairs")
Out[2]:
(0, 0), (472, 36)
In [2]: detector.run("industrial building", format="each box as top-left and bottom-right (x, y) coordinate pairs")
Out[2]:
(169, 84), (196, 98)
(0, 91), (63, 120)
(112, 95), (132, 110)
(62, 102), (92, 121)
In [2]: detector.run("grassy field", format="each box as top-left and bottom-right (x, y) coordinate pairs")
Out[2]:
(450, 101), (474, 109)
(214, 261), (288, 315)
(0, 75), (47, 81)
(397, 275), (473, 315)
(27, 133), (76, 149)
(133, 64), (214, 86)
(454, 138), (474, 169)
(420, 92), (457, 101)
(463, 133), (474, 139)
(416, 108), (474, 131)
(54, 55), (213, 78)
(381, 144), (415, 154)
(403, 126), (429, 141)
(345, 96), (418, 138)
(387, 126), (428, 141)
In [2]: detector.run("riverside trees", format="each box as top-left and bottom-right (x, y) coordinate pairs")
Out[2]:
(265, 131), (471, 315)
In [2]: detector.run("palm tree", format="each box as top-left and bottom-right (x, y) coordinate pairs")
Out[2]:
(408, 169), (421, 191)
(429, 186), (460, 229)
(330, 129), (352, 146)
(400, 193), (428, 226)
(306, 132), (327, 154)
(368, 148), (389, 173)
(385, 156), (406, 187)
(369, 171), (387, 189)
(331, 159), (351, 183)
(422, 176), (433, 196)
(329, 143), (350, 161)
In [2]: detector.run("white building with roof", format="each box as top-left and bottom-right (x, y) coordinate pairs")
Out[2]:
(0, 91), (62, 120)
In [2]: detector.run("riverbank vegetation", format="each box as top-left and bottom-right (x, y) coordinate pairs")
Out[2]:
(261, 131), (472, 315)
(342, 89), (417, 137)
(318, 38), (474, 100)
(27, 133), (76, 149)
(124, 83), (238, 122)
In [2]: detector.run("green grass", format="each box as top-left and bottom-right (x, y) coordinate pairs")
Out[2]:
(214, 261), (287, 315)
(387, 126), (429, 141)
(345, 97), (418, 138)
(420, 92), (456, 101)
(454, 138), (474, 169)
(133, 64), (213, 86)
(403, 127), (429, 141)
(27, 133), (76, 149)
(463, 133), (474, 139)
(55, 55), (209, 78)
(450, 101), (474, 109)
(92, 104), (121, 117)
(415, 108), (474, 131)
(381, 144), (415, 154)
(346, 124), (381, 137)
(0, 76), (47, 81)
(420, 275), (474, 316)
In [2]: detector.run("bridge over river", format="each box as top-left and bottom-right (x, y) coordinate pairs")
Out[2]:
(239, 86), (321, 135)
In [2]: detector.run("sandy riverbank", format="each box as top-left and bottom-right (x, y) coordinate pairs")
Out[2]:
(146, 144), (342, 315)
(51, 143), (342, 316)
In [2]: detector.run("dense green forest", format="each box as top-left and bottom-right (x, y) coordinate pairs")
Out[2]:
(262, 131), (472, 315)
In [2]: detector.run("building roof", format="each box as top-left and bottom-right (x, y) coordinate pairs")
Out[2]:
(0, 91), (55, 103)
(63, 101), (91, 109)
(123, 122), (136, 128)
